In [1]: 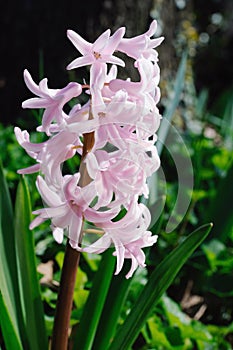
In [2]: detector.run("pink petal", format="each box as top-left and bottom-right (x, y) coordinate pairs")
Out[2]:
(17, 164), (40, 174)
(30, 216), (46, 229)
(101, 55), (125, 67)
(67, 119), (99, 134)
(67, 29), (92, 55)
(23, 69), (41, 96)
(56, 82), (82, 102)
(85, 152), (99, 179)
(36, 175), (63, 207)
(149, 37), (165, 49)
(52, 211), (72, 228)
(68, 214), (83, 243)
(125, 255), (138, 279)
(22, 97), (53, 109)
(38, 78), (50, 95)
(112, 238), (125, 275)
(42, 106), (59, 134)
(52, 226), (64, 244)
(146, 19), (157, 36)
(79, 234), (112, 253)
(32, 205), (67, 218)
(104, 27), (125, 54)
(93, 29), (111, 52)
(66, 55), (94, 70)
(85, 206), (120, 223)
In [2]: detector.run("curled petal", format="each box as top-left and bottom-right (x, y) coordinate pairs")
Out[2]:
(22, 97), (53, 109)
(23, 69), (42, 96)
(17, 164), (41, 175)
(77, 233), (112, 253)
(112, 238), (125, 275)
(36, 175), (63, 207)
(52, 226), (64, 244)
(32, 205), (68, 219)
(125, 255), (138, 279)
(66, 55), (95, 70)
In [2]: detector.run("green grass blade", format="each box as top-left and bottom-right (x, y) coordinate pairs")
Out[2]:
(0, 291), (23, 350)
(109, 223), (212, 350)
(0, 163), (26, 347)
(148, 52), (187, 205)
(221, 90), (233, 150)
(14, 177), (47, 350)
(157, 51), (187, 156)
(73, 249), (116, 350)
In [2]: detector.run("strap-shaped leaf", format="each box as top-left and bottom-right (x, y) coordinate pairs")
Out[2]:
(109, 223), (212, 350)
(73, 249), (116, 350)
(92, 261), (132, 350)
(0, 291), (23, 350)
(148, 52), (187, 206)
(14, 177), (47, 350)
(157, 50), (187, 156)
(0, 163), (25, 348)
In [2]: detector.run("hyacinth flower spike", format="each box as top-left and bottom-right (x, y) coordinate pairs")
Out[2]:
(15, 21), (163, 349)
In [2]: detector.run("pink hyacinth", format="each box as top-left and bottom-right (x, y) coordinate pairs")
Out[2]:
(22, 70), (82, 135)
(15, 21), (163, 278)
(66, 27), (125, 70)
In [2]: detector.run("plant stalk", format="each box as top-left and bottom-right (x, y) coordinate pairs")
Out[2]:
(51, 244), (81, 350)
(51, 125), (95, 350)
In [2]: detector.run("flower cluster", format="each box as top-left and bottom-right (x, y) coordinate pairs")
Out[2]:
(15, 21), (163, 278)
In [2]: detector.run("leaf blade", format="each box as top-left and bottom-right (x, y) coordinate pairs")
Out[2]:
(73, 249), (116, 350)
(14, 177), (47, 350)
(0, 162), (26, 347)
(109, 223), (212, 350)
(0, 291), (23, 350)
(93, 261), (132, 350)
(157, 50), (187, 156)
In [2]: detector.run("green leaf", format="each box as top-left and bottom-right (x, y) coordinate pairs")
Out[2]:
(147, 317), (174, 349)
(14, 177), (47, 350)
(0, 291), (23, 350)
(109, 223), (212, 350)
(207, 162), (233, 242)
(148, 52), (187, 205)
(157, 50), (187, 156)
(162, 296), (212, 343)
(92, 197), (166, 350)
(0, 162), (25, 348)
(221, 91), (233, 150)
(92, 261), (132, 350)
(165, 326), (184, 347)
(202, 239), (226, 271)
(73, 249), (116, 350)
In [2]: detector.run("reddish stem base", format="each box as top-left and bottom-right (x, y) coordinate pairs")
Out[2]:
(51, 243), (80, 350)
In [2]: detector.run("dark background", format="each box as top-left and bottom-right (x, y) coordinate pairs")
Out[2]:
(0, 0), (232, 125)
